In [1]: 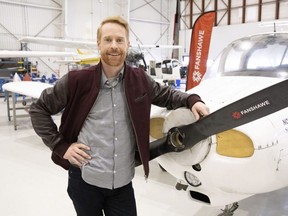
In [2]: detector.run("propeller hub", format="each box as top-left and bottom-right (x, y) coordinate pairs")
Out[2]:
(168, 128), (185, 151)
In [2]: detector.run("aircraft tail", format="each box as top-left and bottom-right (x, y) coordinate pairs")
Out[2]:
(77, 49), (85, 55)
(186, 11), (216, 91)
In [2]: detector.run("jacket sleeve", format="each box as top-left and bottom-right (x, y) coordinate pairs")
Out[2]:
(144, 73), (203, 110)
(29, 74), (69, 151)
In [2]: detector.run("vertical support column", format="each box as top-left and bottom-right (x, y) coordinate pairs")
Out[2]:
(172, 0), (180, 60)
(275, 0), (280, 20)
(227, 0), (231, 25)
(190, 0), (193, 29)
(258, 0), (262, 22)
(242, 0), (246, 23)
(5, 91), (11, 121)
(214, 0), (218, 26)
(12, 92), (17, 130)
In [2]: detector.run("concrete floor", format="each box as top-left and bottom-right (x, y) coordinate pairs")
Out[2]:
(1, 96), (288, 216)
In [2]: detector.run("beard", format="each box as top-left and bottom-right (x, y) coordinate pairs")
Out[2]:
(101, 50), (127, 67)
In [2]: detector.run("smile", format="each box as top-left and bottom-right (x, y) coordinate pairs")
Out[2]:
(109, 53), (120, 56)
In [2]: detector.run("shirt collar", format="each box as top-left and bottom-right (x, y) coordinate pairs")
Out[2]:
(101, 67), (124, 88)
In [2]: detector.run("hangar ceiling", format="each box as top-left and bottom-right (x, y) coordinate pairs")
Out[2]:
(180, 0), (288, 29)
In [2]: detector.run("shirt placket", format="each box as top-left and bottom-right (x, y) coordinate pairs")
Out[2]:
(111, 81), (119, 189)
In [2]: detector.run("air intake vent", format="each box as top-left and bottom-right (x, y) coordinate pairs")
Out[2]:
(189, 191), (210, 204)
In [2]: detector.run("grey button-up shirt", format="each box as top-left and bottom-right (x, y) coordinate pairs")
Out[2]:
(78, 68), (136, 189)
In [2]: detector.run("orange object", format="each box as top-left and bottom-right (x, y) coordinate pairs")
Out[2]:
(186, 11), (215, 91)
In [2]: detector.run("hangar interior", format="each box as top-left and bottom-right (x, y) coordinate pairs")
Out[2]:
(1, 0), (288, 216)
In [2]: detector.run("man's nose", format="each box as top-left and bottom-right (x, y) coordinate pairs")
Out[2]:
(110, 40), (117, 47)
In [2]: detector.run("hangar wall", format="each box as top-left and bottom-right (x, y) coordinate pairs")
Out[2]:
(0, 0), (176, 77)
(180, 18), (288, 66)
(1, 0), (288, 78)
(65, 0), (176, 62)
(0, 0), (66, 77)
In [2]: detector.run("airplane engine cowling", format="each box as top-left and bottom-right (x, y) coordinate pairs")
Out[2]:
(150, 106), (211, 166)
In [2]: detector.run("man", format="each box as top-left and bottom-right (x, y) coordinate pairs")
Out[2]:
(29, 16), (209, 216)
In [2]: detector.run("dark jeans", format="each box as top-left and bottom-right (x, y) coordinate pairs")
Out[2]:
(67, 166), (137, 216)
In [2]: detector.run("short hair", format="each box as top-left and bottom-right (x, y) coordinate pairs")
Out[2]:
(97, 16), (129, 43)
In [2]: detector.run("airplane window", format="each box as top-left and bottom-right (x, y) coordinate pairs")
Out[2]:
(156, 62), (161, 68)
(281, 48), (288, 65)
(247, 44), (287, 69)
(223, 47), (242, 72)
(172, 60), (179, 68)
(203, 54), (222, 80)
(204, 33), (288, 79)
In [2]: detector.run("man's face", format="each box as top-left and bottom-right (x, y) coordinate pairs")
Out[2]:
(98, 23), (130, 67)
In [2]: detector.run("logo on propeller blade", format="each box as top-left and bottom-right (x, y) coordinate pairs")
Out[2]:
(232, 111), (242, 119)
(232, 99), (270, 119)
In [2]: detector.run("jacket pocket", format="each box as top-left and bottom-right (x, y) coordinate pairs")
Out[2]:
(134, 92), (147, 103)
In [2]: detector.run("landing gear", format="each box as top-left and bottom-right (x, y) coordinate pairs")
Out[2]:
(218, 202), (239, 216)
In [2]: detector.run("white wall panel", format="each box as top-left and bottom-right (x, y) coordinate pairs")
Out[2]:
(129, 0), (176, 62)
(65, 0), (125, 40)
(65, 0), (176, 62)
(0, 0), (65, 77)
(25, 7), (63, 37)
(0, 0), (63, 38)
(0, 2), (26, 41)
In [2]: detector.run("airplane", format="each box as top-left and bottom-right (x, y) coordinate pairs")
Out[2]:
(2, 76), (53, 130)
(1, 35), (183, 80)
(19, 36), (183, 50)
(125, 50), (184, 87)
(2, 32), (288, 215)
(0, 49), (99, 66)
(148, 58), (183, 82)
(18, 36), (182, 69)
(54, 49), (100, 65)
(148, 31), (288, 214)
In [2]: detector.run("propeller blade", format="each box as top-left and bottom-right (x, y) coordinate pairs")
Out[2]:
(149, 78), (288, 160)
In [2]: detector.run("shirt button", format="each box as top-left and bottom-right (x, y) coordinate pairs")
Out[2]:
(113, 104), (116, 107)
(114, 171), (117, 174)
(115, 120), (118, 124)
(114, 154), (118, 157)
(115, 137), (118, 141)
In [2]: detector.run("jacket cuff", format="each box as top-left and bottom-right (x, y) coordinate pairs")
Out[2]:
(187, 94), (204, 109)
(52, 139), (71, 158)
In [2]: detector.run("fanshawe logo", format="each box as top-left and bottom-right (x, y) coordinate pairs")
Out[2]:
(232, 99), (270, 119)
(232, 111), (241, 119)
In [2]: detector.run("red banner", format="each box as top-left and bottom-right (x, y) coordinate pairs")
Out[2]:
(186, 11), (216, 91)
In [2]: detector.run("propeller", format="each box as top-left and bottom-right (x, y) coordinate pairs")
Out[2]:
(149, 78), (288, 160)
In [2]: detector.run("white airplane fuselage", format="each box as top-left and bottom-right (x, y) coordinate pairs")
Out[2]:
(151, 75), (288, 207)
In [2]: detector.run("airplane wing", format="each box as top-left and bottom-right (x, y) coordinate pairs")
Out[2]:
(19, 36), (97, 50)
(19, 36), (182, 50)
(54, 59), (82, 64)
(3, 81), (52, 98)
(0, 50), (99, 65)
(2, 81), (53, 130)
(0, 50), (77, 58)
(54, 57), (100, 65)
(149, 78), (288, 160)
